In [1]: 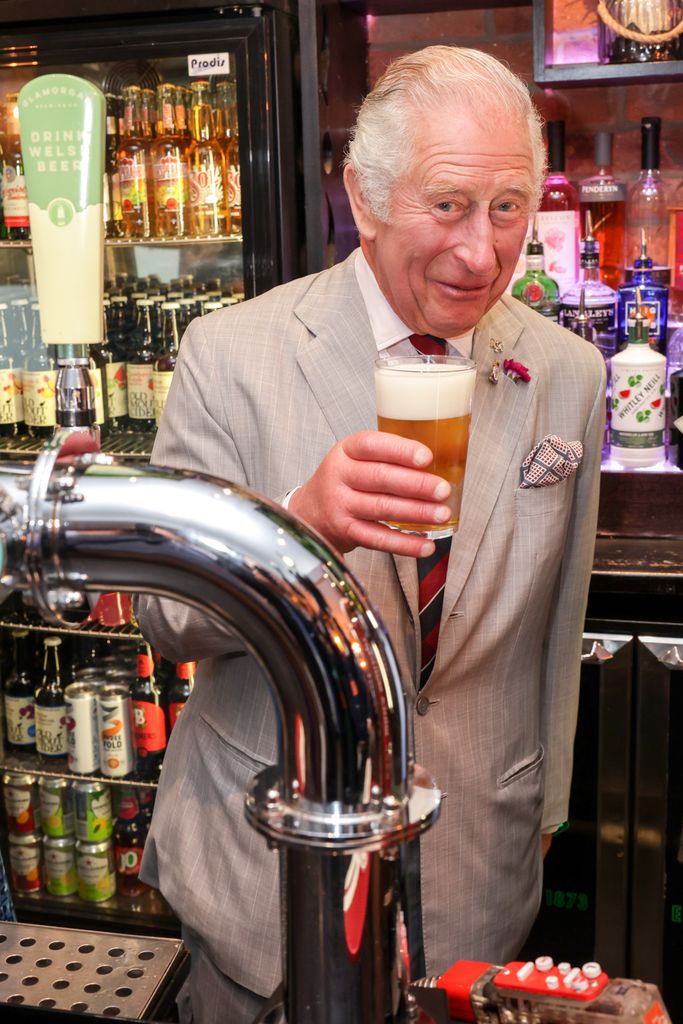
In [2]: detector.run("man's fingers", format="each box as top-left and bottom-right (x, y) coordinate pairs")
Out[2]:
(343, 459), (450, 502)
(346, 519), (436, 558)
(342, 430), (433, 469)
(350, 491), (452, 527)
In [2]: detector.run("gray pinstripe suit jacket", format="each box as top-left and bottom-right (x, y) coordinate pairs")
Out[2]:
(138, 250), (606, 996)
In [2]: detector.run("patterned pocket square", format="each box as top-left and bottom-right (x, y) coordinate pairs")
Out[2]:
(520, 434), (583, 489)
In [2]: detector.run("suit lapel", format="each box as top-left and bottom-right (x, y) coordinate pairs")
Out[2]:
(441, 299), (535, 620)
(294, 256), (377, 441)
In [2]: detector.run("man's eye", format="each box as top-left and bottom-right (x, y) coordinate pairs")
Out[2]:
(436, 201), (455, 213)
(497, 201), (517, 213)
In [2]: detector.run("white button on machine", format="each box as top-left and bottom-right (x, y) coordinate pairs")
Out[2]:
(545, 975), (560, 990)
(582, 961), (602, 979)
(557, 962), (571, 975)
(563, 967), (581, 987)
(534, 956), (554, 972)
(516, 961), (535, 981)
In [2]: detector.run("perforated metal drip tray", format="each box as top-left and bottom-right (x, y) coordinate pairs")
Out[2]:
(0, 920), (187, 1018)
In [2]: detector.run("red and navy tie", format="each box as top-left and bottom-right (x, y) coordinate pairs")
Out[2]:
(409, 333), (452, 688)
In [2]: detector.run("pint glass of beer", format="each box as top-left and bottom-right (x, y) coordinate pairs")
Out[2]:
(374, 355), (476, 538)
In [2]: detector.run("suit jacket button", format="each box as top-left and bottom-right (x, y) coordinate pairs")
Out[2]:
(416, 696), (430, 716)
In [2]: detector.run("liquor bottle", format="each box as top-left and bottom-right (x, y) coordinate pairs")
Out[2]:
(216, 79), (241, 236)
(168, 661), (196, 731)
(152, 301), (181, 426)
(511, 219), (560, 320)
(126, 298), (157, 432)
(104, 93), (123, 238)
(2, 93), (30, 240)
(560, 211), (617, 357)
(3, 628), (36, 749)
(132, 643), (167, 781)
(175, 86), (192, 142)
(117, 86), (153, 239)
(671, 368), (683, 468)
(626, 117), (671, 275)
(141, 88), (157, 140)
(0, 302), (22, 437)
(188, 80), (229, 237)
(113, 787), (149, 897)
(537, 121), (580, 298)
(599, 0), (683, 64)
(23, 302), (57, 438)
(150, 84), (193, 239)
(578, 132), (626, 291)
(35, 636), (67, 759)
(617, 230), (668, 351)
(101, 301), (128, 434)
(611, 290), (666, 468)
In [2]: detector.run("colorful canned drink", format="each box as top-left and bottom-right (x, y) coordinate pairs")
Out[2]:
(97, 683), (136, 779)
(44, 835), (78, 896)
(3, 773), (40, 834)
(65, 681), (100, 774)
(38, 777), (74, 838)
(73, 780), (113, 841)
(9, 831), (43, 892)
(76, 838), (116, 902)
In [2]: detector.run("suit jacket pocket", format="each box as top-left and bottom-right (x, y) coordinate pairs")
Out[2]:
(514, 479), (574, 518)
(497, 745), (544, 789)
(199, 711), (273, 773)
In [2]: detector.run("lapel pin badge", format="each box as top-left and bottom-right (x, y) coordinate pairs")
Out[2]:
(488, 359), (500, 385)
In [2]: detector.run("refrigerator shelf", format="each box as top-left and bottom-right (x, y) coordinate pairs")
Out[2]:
(0, 435), (153, 459)
(0, 615), (139, 641)
(0, 751), (157, 790)
(0, 235), (243, 251)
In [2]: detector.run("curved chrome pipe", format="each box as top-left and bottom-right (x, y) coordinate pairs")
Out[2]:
(0, 441), (440, 1023)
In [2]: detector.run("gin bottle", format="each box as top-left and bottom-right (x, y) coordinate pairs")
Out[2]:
(579, 132), (626, 291)
(626, 117), (671, 275)
(611, 291), (666, 468)
(560, 212), (617, 358)
(617, 230), (668, 351)
(511, 219), (560, 320)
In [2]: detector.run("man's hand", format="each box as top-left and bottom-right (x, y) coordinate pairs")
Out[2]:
(288, 430), (451, 557)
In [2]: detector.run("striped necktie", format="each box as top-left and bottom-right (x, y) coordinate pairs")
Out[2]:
(409, 333), (452, 688)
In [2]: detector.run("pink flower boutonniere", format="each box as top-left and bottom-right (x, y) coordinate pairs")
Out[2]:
(503, 359), (531, 384)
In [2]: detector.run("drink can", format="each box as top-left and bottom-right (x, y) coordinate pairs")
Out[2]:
(38, 776), (74, 837)
(73, 780), (113, 841)
(9, 831), (43, 892)
(76, 838), (116, 902)
(3, 772), (40, 834)
(97, 683), (136, 778)
(65, 681), (100, 774)
(44, 835), (78, 896)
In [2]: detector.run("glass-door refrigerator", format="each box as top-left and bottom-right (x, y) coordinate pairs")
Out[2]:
(0, 0), (304, 939)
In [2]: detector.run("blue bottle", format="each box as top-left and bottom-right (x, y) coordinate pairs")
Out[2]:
(617, 229), (668, 353)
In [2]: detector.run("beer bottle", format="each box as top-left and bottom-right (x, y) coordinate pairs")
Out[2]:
(88, 343), (111, 441)
(104, 93), (123, 238)
(152, 302), (180, 426)
(215, 78), (241, 236)
(168, 661), (196, 731)
(151, 84), (193, 239)
(132, 643), (167, 781)
(35, 636), (67, 759)
(23, 302), (57, 438)
(100, 301), (128, 434)
(3, 628), (36, 748)
(117, 86), (153, 239)
(113, 787), (149, 897)
(188, 80), (229, 237)
(0, 301), (22, 437)
(126, 298), (157, 433)
(2, 93), (30, 240)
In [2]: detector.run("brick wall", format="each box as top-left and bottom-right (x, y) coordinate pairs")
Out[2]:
(367, 5), (683, 198)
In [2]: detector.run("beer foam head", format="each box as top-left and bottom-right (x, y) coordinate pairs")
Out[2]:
(375, 359), (475, 421)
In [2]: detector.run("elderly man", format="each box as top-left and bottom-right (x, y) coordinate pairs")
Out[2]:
(138, 45), (605, 1024)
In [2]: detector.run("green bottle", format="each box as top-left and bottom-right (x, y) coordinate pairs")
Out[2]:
(512, 218), (560, 321)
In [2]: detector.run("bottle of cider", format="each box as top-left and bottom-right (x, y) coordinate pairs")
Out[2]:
(127, 298), (157, 433)
(215, 79), (241, 235)
(132, 643), (167, 782)
(35, 636), (67, 759)
(104, 92), (123, 238)
(188, 80), (229, 237)
(2, 93), (30, 240)
(152, 301), (181, 426)
(117, 86), (153, 239)
(23, 302), (57, 438)
(0, 301), (23, 437)
(151, 84), (193, 238)
(3, 628), (36, 749)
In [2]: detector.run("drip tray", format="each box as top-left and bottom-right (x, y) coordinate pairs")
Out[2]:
(0, 920), (187, 1018)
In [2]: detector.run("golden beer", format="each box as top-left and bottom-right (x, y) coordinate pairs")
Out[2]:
(374, 357), (476, 537)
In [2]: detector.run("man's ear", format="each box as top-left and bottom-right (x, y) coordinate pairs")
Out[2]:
(343, 164), (378, 242)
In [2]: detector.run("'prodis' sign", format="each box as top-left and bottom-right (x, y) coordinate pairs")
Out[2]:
(187, 52), (233, 77)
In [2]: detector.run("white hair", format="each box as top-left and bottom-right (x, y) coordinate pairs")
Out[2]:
(345, 45), (545, 222)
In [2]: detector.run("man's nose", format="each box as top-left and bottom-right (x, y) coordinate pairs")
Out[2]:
(455, 207), (498, 277)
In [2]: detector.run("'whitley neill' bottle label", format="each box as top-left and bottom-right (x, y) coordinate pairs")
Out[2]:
(611, 367), (665, 449)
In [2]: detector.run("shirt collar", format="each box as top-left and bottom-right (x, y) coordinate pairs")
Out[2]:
(354, 249), (475, 358)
